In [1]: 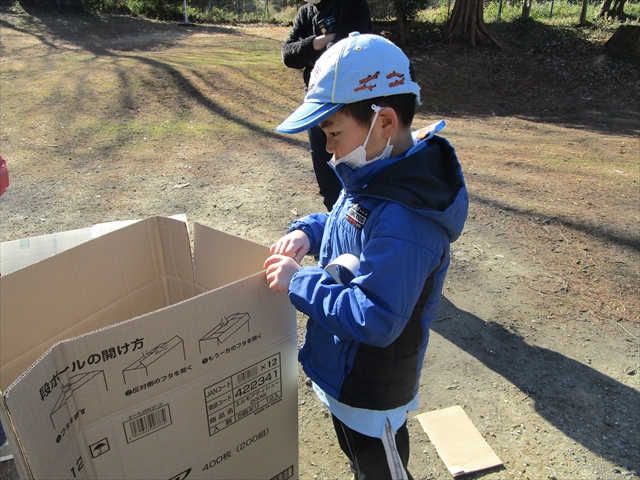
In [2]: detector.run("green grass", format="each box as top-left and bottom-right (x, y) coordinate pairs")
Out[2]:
(413, 0), (640, 28)
(0, 19), (299, 173)
(484, 0), (640, 26)
(66, 0), (640, 36)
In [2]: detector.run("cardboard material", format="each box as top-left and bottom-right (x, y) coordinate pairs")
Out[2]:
(416, 405), (503, 477)
(0, 214), (186, 275)
(0, 216), (298, 480)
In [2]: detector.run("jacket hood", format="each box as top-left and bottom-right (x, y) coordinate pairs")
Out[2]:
(334, 136), (468, 242)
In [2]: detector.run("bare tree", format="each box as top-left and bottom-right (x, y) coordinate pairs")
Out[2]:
(598, 0), (632, 20)
(447, 0), (500, 47)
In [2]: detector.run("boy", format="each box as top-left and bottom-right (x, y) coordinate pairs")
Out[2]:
(264, 33), (468, 479)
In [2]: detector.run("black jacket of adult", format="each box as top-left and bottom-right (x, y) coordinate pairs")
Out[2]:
(282, 0), (373, 88)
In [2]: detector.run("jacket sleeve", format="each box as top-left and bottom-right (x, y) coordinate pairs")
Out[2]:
(281, 5), (322, 70)
(287, 212), (329, 257)
(282, 0), (372, 70)
(288, 206), (448, 348)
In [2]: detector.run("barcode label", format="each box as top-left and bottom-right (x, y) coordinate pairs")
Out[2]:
(270, 465), (294, 480)
(124, 404), (172, 443)
(236, 365), (258, 384)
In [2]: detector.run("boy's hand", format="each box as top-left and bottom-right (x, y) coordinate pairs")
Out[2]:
(264, 255), (300, 293)
(270, 230), (310, 264)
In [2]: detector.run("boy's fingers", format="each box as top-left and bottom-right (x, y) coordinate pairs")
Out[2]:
(265, 265), (287, 293)
(285, 244), (298, 258)
(272, 241), (296, 259)
(270, 241), (286, 255)
(264, 254), (282, 269)
(272, 241), (291, 257)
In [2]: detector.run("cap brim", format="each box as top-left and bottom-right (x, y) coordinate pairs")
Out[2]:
(276, 102), (344, 134)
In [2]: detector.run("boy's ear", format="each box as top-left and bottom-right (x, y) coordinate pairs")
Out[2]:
(378, 107), (398, 139)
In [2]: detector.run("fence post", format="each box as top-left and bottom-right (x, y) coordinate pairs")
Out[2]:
(550, 0), (555, 19)
(496, 0), (503, 22)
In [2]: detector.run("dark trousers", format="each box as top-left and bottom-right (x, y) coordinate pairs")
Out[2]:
(332, 415), (414, 480)
(308, 124), (341, 211)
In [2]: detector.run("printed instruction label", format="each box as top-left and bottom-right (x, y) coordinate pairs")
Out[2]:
(204, 353), (282, 436)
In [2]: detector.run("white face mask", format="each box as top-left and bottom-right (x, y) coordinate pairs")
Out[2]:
(330, 105), (394, 171)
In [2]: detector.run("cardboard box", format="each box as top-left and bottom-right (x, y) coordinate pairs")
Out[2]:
(0, 214), (186, 275)
(0, 216), (299, 479)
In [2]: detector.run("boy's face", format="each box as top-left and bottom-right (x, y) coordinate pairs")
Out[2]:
(319, 110), (387, 162)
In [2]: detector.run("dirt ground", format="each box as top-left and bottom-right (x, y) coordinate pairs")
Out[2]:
(0, 10), (639, 480)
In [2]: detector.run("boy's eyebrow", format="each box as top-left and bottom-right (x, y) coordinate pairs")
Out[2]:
(318, 119), (334, 129)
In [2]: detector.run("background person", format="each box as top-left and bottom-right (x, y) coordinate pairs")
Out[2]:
(281, 0), (372, 211)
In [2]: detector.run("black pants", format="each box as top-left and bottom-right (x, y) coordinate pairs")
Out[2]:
(308, 124), (341, 211)
(332, 415), (414, 480)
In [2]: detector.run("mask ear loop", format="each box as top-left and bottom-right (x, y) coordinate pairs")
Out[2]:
(363, 104), (382, 148)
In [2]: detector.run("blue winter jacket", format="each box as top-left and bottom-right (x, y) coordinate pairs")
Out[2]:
(287, 135), (468, 410)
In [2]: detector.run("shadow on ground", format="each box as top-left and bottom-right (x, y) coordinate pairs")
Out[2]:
(2, 10), (638, 139)
(0, 10), (310, 154)
(0, 458), (17, 480)
(434, 296), (639, 475)
(382, 19), (640, 138)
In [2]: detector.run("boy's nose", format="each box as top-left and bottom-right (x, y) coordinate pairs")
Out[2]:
(324, 139), (335, 154)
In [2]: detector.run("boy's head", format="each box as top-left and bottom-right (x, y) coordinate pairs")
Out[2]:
(276, 33), (420, 135)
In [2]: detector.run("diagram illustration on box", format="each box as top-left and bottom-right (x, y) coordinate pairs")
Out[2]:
(50, 370), (107, 429)
(123, 336), (186, 385)
(199, 312), (250, 353)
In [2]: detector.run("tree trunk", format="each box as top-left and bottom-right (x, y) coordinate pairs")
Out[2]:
(447, 0), (500, 47)
(579, 0), (589, 25)
(394, 0), (407, 47)
(598, 0), (614, 17)
(599, 0), (631, 19)
(605, 24), (640, 56)
(612, 0), (628, 18)
(521, 0), (532, 21)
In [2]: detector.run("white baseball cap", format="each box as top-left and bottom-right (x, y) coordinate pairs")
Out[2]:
(276, 32), (421, 134)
